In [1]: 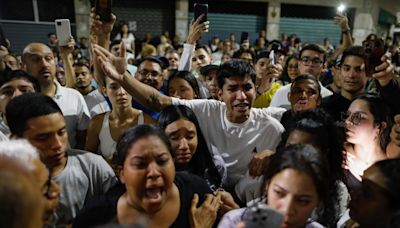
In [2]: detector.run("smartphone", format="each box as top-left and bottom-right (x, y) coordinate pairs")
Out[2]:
(269, 50), (276, 65)
(54, 19), (71, 47)
(194, 3), (208, 23)
(243, 202), (284, 228)
(365, 39), (385, 76)
(337, 4), (347, 16)
(95, 0), (112, 22)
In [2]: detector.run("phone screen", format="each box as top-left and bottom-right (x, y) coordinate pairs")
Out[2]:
(95, 0), (112, 22)
(194, 3), (208, 23)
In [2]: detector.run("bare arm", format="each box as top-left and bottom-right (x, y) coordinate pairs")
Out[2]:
(331, 15), (353, 61)
(93, 43), (172, 111)
(59, 36), (76, 88)
(178, 15), (209, 71)
(85, 114), (104, 153)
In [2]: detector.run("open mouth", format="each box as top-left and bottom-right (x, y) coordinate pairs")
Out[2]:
(145, 187), (163, 202)
(233, 103), (249, 111)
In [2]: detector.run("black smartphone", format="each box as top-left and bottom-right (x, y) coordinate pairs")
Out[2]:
(194, 3), (208, 23)
(95, 0), (112, 22)
(365, 39), (385, 76)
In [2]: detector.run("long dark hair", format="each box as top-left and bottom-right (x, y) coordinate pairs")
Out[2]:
(262, 144), (331, 227)
(278, 109), (345, 227)
(167, 71), (201, 99)
(158, 105), (222, 189)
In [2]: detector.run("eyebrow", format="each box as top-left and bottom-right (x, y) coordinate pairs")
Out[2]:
(274, 184), (314, 197)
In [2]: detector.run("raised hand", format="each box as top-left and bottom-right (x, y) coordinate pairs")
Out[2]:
(248, 149), (274, 178)
(190, 193), (221, 228)
(373, 52), (395, 87)
(93, 42), (127, 82)
(333, 14), (350, 31)
(59, 36), (75, 56)
(90, 7), (116, 36)
(187, 14), (209, 44)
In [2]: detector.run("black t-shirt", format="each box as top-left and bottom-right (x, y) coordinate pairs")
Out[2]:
(321, 93), (352, 122)
(73, 172), (212, 228)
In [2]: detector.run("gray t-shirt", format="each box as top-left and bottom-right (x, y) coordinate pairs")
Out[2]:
(53, 149), (117, 226)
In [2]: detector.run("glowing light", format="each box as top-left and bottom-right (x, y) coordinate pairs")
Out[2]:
(337, 4), (346, 13)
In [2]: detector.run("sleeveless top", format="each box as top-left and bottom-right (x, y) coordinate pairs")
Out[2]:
(98, 111), (144, 159)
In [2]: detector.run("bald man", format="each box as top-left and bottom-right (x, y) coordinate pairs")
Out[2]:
(21, 43), (90, 149)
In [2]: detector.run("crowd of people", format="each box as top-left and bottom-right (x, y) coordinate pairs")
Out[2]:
(0, 7), (400, 228)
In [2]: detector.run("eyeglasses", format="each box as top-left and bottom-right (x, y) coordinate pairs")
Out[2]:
(341, 111), (365, 126)
(138, 70), (161, 79)
(300, 57), (323, 66)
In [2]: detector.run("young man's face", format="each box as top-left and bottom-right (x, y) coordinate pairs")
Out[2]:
(288, 79), (321, 112)
(191, 48), (211, 70)
(21, 112), (68, 169)
(298, 50), (324, 78)
(0, 78), (36, 113)
(218, 75), (256, 123)
(74, 66), (92, 90)
(339, 55), (367, 95)
(22, 44), (57, 86)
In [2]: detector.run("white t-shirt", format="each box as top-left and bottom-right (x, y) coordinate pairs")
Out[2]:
(171, 98), (284, 187)
(114, 33), (135, 51)
(84, 89), (111, 118)
(269, 82), (333, 109)
(53, 81), (91, 148)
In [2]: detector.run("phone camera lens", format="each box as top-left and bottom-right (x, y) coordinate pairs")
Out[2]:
(57, 22), (62, 26)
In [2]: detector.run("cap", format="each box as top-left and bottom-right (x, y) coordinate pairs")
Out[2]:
(200, 64), (219, 76)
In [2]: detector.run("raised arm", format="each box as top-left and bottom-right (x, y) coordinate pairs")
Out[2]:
(93, 43), (172, 111)
(178, 15), (209, 71)
(330, 14), (353, 61)
(59, 36), (76, 88)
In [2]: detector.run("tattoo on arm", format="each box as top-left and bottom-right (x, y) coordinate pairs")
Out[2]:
(147, 93), (161, 107)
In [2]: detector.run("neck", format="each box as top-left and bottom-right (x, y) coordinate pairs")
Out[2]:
(226, 112), (249, 124)
(111, 106), (136, 119)
(78, 86), (93, 96)
(353, 142), (386, 165)
(50, 155), (67, 177)
(341, 89), (363, 101)
(41, 82), (57, 97)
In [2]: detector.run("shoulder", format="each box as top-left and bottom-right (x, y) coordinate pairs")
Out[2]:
(73, 194), (118, 228)
(68, 149), (108, 164)
(175, 172), (212, 196)
(91, 113), (107, 125)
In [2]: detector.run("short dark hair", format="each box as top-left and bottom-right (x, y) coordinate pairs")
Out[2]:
(299, 44), (326, 62)
(114, 125), (173, 166)
(291, 74), (321, 95)
(0, 70), (41, 92)
(6, 93), (62, 137)
(73, 62), (91, 72)
(138, 56), (166, 70)
(339, 46), (366, 67)
(167, 71), (201, 99)
(217, 59), (256, 89)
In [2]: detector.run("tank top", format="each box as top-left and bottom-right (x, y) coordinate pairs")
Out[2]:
(98, 111), (144, 159)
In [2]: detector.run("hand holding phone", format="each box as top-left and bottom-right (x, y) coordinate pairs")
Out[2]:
(194, 3), (208, 23)
(55, 19), (71, 47)
(269, 50), (276, 65)
(95, 0), (112, 22)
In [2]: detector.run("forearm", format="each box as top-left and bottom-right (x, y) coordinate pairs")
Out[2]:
(119, 72), (171, 111)
(60, 53), (75, 88)
(178, 43), (195, 71)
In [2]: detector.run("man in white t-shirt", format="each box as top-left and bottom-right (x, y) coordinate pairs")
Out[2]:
(93, 42), (284, 189)
(270, 44), (333, 109)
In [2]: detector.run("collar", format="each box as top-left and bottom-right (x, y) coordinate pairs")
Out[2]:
(53, 80), (63, 99)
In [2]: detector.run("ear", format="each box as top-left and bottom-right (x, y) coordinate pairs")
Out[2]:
(217, 88), (223, 100)
(316, 95), (322, 106)
(118, 166), (126, 184)
(379, 122), (387, 132)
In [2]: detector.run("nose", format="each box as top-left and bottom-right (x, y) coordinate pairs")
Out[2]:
(147, 162), (161, 179)
(12, 89), (23, 98)
(50, 135), (63, 151)
(178, 138), (189, 150)
(280, 197), (296, 218)
(117, 86), (126, 96)
(236, 90), (247, 100)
